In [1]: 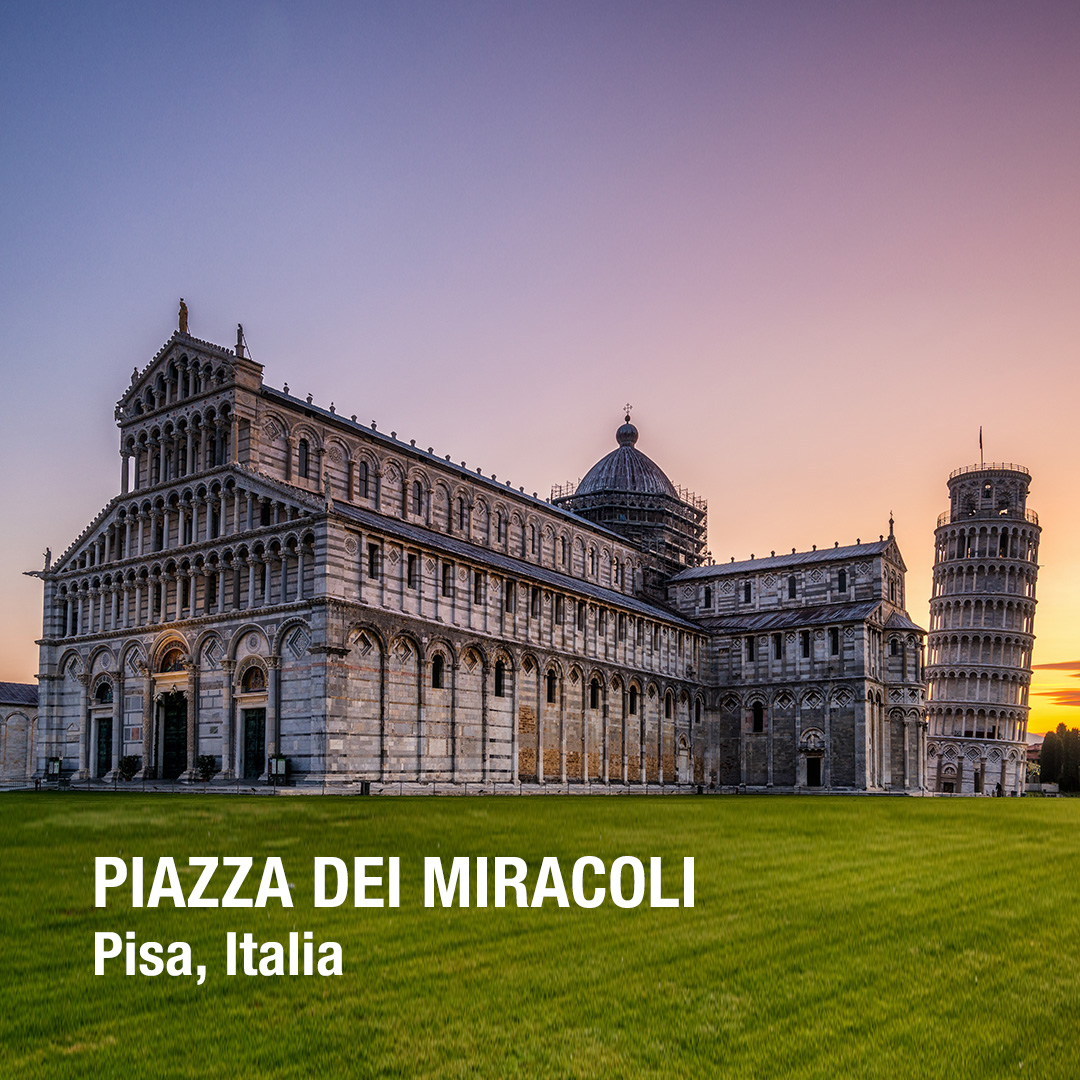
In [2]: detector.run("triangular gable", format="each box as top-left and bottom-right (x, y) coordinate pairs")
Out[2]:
(49, 463), (324, 575)
(116, 332), (263, 424)
(882, 538), (907, 574)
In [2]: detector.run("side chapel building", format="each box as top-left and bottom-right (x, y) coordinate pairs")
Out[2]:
(31, 314), (928, 793)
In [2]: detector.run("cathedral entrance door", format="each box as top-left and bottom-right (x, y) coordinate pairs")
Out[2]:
(807, 757), (822, 788)
(95, 717), (112, 777)
(243, 709), (266, 780)
(161, 694), (187, 779)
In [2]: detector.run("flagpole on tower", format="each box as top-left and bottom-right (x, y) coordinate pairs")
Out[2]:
(979, 426), (983, 468)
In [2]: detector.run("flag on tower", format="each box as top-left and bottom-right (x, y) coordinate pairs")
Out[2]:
(979, 426), (983, 465)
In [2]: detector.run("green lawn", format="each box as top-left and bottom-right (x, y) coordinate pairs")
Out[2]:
(1, 793), (1077, 1079)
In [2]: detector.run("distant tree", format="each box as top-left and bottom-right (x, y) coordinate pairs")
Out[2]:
(1040, 731), (1062, 785)
(1058, 725), (1080, 794)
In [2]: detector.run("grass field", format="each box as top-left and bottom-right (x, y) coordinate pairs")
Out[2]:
(1, 793), (1078, 1079)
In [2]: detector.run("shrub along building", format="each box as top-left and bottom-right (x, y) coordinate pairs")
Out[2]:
(30, 310), (927, 793)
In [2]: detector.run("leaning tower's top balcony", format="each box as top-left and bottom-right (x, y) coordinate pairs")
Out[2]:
(947, 462), (1029, 482)
(937, 506), (1039, 528)
(941, 462), (1036, 529)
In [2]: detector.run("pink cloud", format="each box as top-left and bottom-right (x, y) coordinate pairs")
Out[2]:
(1032, 689), (1080, 708)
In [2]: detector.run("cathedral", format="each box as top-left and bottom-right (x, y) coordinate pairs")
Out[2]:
(31, 312), (928, 793)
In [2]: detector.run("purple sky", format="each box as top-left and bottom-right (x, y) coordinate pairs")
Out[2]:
(2, 2), (1079, 730)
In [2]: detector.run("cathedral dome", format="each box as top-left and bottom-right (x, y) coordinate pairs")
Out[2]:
(575, 415), (679, 499)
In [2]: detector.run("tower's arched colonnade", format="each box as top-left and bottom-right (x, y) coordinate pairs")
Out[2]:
(926, 464), (1040, 795)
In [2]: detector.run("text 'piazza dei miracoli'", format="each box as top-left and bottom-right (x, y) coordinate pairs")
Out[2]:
(32, 304), (1029, 796)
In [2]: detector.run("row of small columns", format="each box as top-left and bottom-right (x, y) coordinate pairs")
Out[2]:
(122, 419), (233, 493)
(76, 490), (301, 569)
(59, 546), (312, 637)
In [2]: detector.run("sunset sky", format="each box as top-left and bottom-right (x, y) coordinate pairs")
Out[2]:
(1, 2), (1077, 734)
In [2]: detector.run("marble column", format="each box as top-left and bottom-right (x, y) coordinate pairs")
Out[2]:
(220, 660), (236, 778)
(184, 662), (198, 777)
(111, 672), (123, 775)
(140, 665), (154, 777)
(75, 673), (90, 779)
(266, 655), (281, 767)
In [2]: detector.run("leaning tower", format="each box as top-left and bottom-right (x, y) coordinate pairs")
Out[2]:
(926, 463), (1040, 795)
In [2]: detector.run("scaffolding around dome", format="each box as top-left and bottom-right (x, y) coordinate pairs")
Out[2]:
(550, 416), (707, 594)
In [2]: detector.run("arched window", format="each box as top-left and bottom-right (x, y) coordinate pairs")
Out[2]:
(838, 569), (847, 592)
(788, 575), (797, 599)
(613, 558), (620, 586)
(298, 439), (310, 479)
(431, 654), (445, 689)
(695, 699), (702, 724)
(589, 549), (598, 576)
(530, 525), (537, 555)
(590, 679), (600, 710)
(890, 637), (899, 656)
(561, 537), (568, 565)
(497, 514), (506, 544)
(665, 693), (673, 719)
(241, 666), (266, 693)
(629, 686), (639, 715)
(494, 660), (506, 697)
(744, 582), (752, 603)
(752, 701), (764, 733)
(458, 498), (467, 531)
(546, 670), (557, 704)
(703, 586), (712, 608)
(357, 461), (369, 499)
(159, 648), (184, 673)
(95, 681), (113, 705)
(830, 627), (840, 655)
(412, 481), (424, 516)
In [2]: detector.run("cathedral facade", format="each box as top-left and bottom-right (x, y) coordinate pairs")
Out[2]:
(31, 317), (927, 793)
